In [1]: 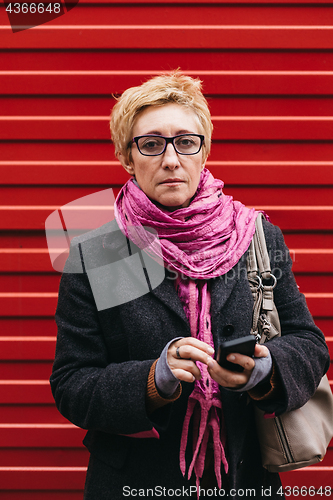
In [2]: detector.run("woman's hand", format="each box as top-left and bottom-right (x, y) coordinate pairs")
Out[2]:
(207, 344), (269, 389)
(167, 338), (214, 383)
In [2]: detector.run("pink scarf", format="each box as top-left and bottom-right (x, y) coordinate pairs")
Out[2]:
(175, 275), (228, 490)
(114, 168), (258, 488)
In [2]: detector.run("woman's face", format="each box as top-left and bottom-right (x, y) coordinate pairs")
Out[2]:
(119, 103), (206, 211)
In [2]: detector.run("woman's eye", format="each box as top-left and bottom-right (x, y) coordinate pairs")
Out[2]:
(142, 139), (162, 149)
(177, 138), (195, 147)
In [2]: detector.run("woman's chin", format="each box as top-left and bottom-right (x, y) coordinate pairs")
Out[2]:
(151, 197), (190, 212)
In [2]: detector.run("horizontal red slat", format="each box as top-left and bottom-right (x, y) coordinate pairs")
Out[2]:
(284, 235), (333, 251)
(3, 5), (333, 26)
(0, 381), (53, 403)
(0, 250), (56, 272)
(328, 364), (333, 378)
(0, 259), (332, 290)
(5, 97), (333, 117)
(1, 248), (333, 273)
(0, 338), (56, 360)
(0, 465), (332, 492)
(291, 251), (333, 273)
(0, 363), (52, 381)
(325, 340), (333, 360)
(214, 117), (333, 140)
(2, 71), (333, 95)
(0, 319), (57, 336)
(0, 425), (85, 448)
(0, 448), (89, 466)
(223, 188), (333, 207)
(0, 335), (331, 363)
(0, 117), (109, 140)
(2, 141), (333, 163)
(0, 228), (331, 251)
(2, 116), (333, 141)
(0, 163), (128, 186)
(0, 207), (115, 230)
(304, 295), (333, 318)
(0, 187), (121, 208)
(282, 466), (333, 490)
(0, 269), (332, 294)
(1, 26), (333, 50)
(1, 266), (333, 289)
(256, 207), (333, 231)
(3, 162), (333, 186)
(0, 316), (328, 350)
(0, 405), (71, 424)
(2, 185), (333, 212)
(0, 208), (52, 231)
(0, 467), (86, 490)
(0, 413), (331, 446)
(0, 293), (332, 318)
(0, 296), (57, 317)
(1, 206), (333, 231)
(0, 493), (84, 500)
(295, 275), (333, 295)
(2, 51), (333, 72)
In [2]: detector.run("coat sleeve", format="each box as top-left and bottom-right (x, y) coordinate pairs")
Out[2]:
(255, 220), (331, 415)
(49, 243), (159, 436)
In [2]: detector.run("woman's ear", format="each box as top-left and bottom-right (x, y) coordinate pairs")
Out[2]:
(117, 152), (135, 175)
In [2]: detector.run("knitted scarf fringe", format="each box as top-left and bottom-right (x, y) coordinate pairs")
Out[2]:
(180, 392), (228, 490)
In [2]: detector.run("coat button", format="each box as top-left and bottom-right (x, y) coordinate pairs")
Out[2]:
(223, 324), (234, 336)
(237, 459), (244, 469)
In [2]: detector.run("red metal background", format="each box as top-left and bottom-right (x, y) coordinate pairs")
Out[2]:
(0, 0), (332, 498)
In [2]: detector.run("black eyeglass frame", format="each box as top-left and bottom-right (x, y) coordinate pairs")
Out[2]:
(131, 133), (205, 156)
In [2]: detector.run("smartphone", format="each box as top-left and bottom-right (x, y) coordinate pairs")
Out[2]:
(216, 335), (256, 372)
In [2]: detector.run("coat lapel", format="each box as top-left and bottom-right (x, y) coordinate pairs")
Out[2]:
(150, 271), (190, 329)
(210, 265), (241, 319)
(101, 219), (246, 331)
(151, 258), (246, 331)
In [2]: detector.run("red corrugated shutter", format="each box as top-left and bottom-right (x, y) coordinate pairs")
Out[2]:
(0, 1), (332, 498)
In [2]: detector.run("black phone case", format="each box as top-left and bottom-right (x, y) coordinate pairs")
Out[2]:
(216, 335), (256, 372)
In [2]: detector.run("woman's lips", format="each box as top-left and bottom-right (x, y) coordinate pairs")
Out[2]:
(160, 179), (184, 185)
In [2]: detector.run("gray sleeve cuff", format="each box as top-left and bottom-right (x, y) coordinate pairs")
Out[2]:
(227, 350), (273, 393)
(155, 337), (183, 398)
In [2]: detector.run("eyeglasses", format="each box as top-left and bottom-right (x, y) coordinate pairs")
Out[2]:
(132, 134), (205, 156)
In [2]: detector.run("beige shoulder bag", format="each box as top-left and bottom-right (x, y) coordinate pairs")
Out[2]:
(247, 214), (333, 473)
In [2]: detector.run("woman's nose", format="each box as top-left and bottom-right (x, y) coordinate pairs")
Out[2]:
(161, 142), (180, 169)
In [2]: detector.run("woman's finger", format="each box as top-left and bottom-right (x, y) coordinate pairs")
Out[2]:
(170, 359), (202, 380)
(171, 368), (197, 384)
(167, 339), (215, 382)
(254, 344), (269, 358)
(207, 356), (254, 388)
(168, 349), (206, 380)
(171, 341), (214, 365)
(225, 352), (255, 372)
(174, 337), (215, 356)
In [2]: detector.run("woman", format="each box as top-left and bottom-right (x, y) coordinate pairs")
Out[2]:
(50, 73), (330, 499)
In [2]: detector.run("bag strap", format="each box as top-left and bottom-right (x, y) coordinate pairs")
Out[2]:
(253, 214), (271, 280)
(247, 213), (279, 342)
(247, 213), (273, 289)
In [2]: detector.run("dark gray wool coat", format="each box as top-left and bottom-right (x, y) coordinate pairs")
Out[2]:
(50, 218), (330, 500)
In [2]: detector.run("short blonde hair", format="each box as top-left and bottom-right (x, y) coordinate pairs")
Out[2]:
(110, 72), (213, 163)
